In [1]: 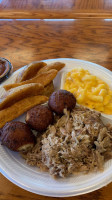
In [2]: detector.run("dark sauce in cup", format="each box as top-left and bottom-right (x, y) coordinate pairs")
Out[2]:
(0, 60), (6, 76)
(0, 58), (13, 83)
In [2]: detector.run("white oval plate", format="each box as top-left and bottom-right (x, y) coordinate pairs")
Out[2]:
(0, 58), (112, 197)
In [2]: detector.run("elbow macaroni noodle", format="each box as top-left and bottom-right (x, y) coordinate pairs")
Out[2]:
(64, 68), (112, 114)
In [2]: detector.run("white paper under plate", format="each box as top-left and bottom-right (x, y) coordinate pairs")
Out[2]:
(0, 58), (112, 197)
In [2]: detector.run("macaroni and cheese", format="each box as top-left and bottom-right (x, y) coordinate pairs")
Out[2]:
(64, 68), (112, 114)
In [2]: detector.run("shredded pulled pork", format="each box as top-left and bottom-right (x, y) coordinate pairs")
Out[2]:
(22, 106), (112, 178)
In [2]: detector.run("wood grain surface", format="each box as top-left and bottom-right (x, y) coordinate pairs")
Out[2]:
(0, 19), (112, 199)
(0, 0), (112, 18)
(0, 19), (112, 71)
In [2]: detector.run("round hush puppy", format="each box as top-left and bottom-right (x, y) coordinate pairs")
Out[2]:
(48, 90), (76, 115)
(26, 105), (54, 132)
(0, 121), (35, 152)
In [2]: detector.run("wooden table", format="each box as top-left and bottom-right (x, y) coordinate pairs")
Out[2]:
(0, 19), (112, 200)
(0, 0), (112, 19)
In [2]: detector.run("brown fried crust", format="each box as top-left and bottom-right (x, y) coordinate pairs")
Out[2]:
(26, 105), (54, 132)
(0, 95), (48, 128)
(0, 83), (44, 110)
(37, 62), (65, 74)
(1, 121), (35, 151)
(16, 61), (47, 83)
(4, 69), (57, 91)
(43, 81), (54, 97)
(48, 90), (76, 115)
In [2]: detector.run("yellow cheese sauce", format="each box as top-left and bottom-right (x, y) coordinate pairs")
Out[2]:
(64, 68), (112, 114)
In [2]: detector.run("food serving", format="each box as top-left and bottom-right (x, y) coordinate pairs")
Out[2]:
(24, 104), (112, 178)
(0, 61), (65, 128)
(0, 60), (6, 76)
(64, 68), (112, 114)
(0, 121), (35, 151)
(16, 61), (46, 83)
(4, 69), (57, 91)
(0, 95), (48, 128)
(0, 83), (44, 110)
(26, 105), (54, 132)
(0, 57), (12, 83)
(48, 89), (76, 115)
(0, 59), (112, 181)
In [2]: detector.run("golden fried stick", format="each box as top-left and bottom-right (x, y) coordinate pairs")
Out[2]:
(0, 83), (44, 110)
(0, 95), (48, 128)
(4, 69), (58, 91)
(16, 61), (47, 83)
(37, 62), (65, 74)
(43, 82), (54, 97)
